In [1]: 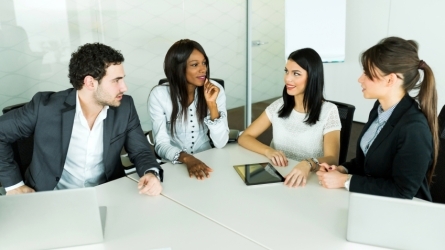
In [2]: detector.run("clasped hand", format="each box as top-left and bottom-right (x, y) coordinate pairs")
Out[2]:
(316, 163), (348, 189)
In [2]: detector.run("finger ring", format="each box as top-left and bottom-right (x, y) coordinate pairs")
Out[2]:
(318, 181), (322, 185)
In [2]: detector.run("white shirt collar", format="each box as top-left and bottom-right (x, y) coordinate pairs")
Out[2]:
(75, 91), (109, 125)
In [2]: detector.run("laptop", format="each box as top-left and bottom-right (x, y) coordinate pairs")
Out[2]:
(347, 192), (445, 250)
(0, 187), (105, 250)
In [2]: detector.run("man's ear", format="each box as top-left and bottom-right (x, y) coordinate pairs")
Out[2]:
(83, 76), (97, 90)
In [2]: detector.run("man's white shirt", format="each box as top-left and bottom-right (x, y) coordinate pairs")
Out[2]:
(55, 92), (108, 190)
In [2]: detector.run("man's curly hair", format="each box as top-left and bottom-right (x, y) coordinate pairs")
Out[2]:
(68, 43), (124, 90)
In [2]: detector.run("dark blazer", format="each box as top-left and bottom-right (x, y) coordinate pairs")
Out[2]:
(343, 94), (432, 201)
(0, 88), (162, 191)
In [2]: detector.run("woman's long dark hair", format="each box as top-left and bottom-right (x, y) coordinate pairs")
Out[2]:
(360, 36), (438, 184)
(163, 39), (209, 134)
(278, 48), (325, 125)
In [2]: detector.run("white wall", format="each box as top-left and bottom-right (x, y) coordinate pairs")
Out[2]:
(2, 0), (443, 126)
(0, 0), (285, 130)
(325, 0), (445, 123)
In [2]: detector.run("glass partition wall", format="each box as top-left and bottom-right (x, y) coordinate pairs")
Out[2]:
(0, 0), (284, 134)
(249, 0), (284, 144)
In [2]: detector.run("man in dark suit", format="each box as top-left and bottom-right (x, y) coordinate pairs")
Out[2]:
(0, 43), (163, 195)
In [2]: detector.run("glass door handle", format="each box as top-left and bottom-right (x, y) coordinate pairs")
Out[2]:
(252, 40), (268, 47)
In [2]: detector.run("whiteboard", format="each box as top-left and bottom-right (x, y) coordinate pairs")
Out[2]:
(285, 0), (346, 62)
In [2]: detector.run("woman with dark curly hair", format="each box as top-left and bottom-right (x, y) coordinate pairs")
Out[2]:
(317, 37), (438, 201)
(148, 39), (229, 180)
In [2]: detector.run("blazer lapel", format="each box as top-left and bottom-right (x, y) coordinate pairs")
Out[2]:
(61, 89), (76, 166)
(364, 94), (414, 162)
(103, 107), (115, 165)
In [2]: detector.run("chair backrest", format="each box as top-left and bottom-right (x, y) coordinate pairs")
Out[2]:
(431, 104), (445, 204)
(2, 102), (33, 177)
(327, 100), (356, 164)
(159, 78), (225, 88)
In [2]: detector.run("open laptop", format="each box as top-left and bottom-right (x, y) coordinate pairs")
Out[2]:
(0, 187), (105, 250)
(347, 192), (445, 250)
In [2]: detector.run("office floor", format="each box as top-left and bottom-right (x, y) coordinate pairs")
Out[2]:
(227, 98), (364, 162)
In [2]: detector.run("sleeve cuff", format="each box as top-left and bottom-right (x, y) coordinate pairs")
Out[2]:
(344, 175), (352, 190)
(172, 148), (187, 164)
(5, 181), (25, 192)
(144, 168), (160, 181)
(204, 111), (226, 125)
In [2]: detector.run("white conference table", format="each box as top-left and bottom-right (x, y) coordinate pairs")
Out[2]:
(62, 176), (265, 250)
(128, 143), (385, 250)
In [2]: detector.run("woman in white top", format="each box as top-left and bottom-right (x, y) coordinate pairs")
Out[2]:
(148, 39), (229, 180)
(238, 48), (341, 187)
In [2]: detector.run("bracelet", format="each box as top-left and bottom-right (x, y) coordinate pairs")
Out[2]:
(303, 159), (313, 171)
(311, 157), (319, 172)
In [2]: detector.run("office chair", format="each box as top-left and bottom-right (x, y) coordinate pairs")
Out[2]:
(327, 100), (356, 164)
(2, 102), (33, 178)
(430, 104), (445, 204)
(121, 130), (164, 175)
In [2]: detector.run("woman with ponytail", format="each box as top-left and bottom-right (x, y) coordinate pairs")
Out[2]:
(316, 37), (438, 201)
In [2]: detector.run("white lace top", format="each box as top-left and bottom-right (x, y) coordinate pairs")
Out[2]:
(265, 98), (341, 161)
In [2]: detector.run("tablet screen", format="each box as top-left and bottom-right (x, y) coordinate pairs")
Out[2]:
(233, 162), (285, 185)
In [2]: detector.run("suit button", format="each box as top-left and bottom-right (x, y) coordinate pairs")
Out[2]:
(56, 177), (60, 181)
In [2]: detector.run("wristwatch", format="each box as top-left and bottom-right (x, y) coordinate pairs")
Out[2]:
(311, 158), (319, 171)
(146, 170), (160, 180)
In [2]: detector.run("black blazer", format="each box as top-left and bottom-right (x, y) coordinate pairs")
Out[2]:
(343, 94), (432, 201)
(0, 88), (162, 191)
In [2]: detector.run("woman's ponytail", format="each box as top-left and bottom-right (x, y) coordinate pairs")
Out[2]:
(417, 61), (438, 184)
